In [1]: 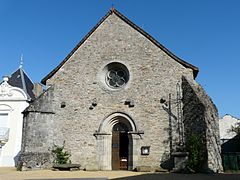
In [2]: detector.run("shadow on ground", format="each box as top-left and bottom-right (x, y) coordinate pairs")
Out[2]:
(27, 178), (107, 180)
(25, 173), (240, 180)
(112, 173), (240, 180)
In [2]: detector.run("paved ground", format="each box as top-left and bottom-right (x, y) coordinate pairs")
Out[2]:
(0, 168), (239, 180)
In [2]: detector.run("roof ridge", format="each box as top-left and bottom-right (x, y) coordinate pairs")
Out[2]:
(41, 9), (113, 84)
(19, 67), (35, 85)
(112, 9), (199, 75)
(221, 114), (240, 120)
(41, 8), (199, 84)
(19, 68), (29, 99)
(9, 66), (34, 85)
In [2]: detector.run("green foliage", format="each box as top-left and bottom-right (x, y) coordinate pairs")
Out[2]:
(16, 162), (23, 171)
(51, 141), (71, 164)
(186, 133), (205, 172)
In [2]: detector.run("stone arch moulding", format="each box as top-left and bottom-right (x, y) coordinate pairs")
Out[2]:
(96, 112), (143, 135)
(94, 112), (144, 171)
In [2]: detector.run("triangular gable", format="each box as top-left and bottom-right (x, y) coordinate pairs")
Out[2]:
(41, 8), (199, 85)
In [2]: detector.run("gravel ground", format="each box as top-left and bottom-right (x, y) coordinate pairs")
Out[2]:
(0, 168), (145, 180)
(0, 168), (239, 180)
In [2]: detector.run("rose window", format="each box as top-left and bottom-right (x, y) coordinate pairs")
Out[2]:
(101, 62), (129, 89)
(106, 69), (128, 88)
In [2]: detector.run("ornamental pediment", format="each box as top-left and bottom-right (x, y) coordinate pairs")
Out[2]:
(0, 76), (27, 100)
(0, 76), (13, 97)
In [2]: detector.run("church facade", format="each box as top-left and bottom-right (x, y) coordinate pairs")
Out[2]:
(20, 9), (222, 172)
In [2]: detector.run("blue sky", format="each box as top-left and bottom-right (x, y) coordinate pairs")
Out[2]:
(0, 0), (240, 118)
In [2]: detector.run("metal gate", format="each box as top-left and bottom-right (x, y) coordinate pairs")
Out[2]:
(222, 153), (240, 171)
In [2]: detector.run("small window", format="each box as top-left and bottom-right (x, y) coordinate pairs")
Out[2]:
(106, 69), (128, 88)
(0, 113), (8, 127)
(141, 146), (150, 155)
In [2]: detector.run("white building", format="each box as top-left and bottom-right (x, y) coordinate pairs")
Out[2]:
(0, 66), (36, 166)
(219, 114), (239, 143)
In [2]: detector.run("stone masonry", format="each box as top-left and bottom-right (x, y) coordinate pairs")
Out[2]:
(182, 76), (223, 172)
(20, 9), (222, 172)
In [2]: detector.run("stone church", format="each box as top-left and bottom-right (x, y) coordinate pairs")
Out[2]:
(20, 8), (222, 172)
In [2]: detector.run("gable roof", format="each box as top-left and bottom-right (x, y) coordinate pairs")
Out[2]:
(8, 68), (35, 100)
(41, 8), (199, 85)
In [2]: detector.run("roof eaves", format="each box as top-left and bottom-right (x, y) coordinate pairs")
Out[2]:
(112, 9), (199, 78)
(41, 8), (199, 84)
(23, 86), (53, 113)
(41, 9), (114, 85)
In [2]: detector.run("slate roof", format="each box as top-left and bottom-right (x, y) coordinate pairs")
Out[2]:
(41, 8), (199, 85)
(8, 68), (35, 100)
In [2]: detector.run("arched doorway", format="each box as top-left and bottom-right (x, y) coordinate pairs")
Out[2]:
(112, 122), (130, 170)
(96, 112), (137, 170)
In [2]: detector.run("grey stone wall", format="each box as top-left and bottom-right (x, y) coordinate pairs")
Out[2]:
(182, 76), (223, 172)
(44, 14), (193, 170)
(21, 87), (55, 169)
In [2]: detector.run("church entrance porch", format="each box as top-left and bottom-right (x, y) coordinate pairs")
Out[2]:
(96, 112), (139, 171)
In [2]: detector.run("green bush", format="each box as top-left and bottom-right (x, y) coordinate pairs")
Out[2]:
(186, 133), (205, 172)
(51, 141), (71, 164)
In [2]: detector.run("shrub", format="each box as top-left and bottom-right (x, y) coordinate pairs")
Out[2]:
(186, 133), (205, 172)
(51, 141), (71, 164)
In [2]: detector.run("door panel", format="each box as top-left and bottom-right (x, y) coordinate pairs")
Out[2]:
(112, 131), (129, 170)
(119, 132), (128, 170)
(112, 132), (120, 170)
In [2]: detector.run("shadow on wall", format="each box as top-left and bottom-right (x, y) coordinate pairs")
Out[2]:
(222, 135), (240, 153)
(160, 103), (176, 170)
(221, 135), (240, 171)
(160, 155), (174, 170)
(14, 151), (20, 167)
(181, 76), (209, 172)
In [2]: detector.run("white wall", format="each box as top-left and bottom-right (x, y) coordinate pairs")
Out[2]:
(0, 77), (29, 166)
(219, 114), (239, 140)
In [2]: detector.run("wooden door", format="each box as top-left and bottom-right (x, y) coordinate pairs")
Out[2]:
(119, 132), (128, 170)
(112, 131), (129, 170)
(112, 132), (120, 170)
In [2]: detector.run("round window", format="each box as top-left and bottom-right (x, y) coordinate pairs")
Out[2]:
(104, 62), (129, 89)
